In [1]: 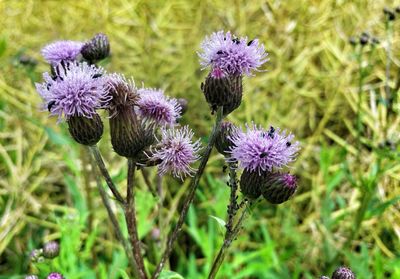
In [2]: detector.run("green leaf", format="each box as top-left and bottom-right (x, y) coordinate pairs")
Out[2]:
(209, 215), (226, 229)
(159, 270), (185, 279)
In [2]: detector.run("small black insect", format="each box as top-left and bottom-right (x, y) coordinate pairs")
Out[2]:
(222, 165), (228, 173)
(232, 38), (240, 44)
(267, 126), (275, 138)
(260, 152), (268, 158)
(247, 39), (254, 46)
(92, 73), (102, 79)
(46, 83), (52, 90)
(216, 50), (223, 55)
(47, 101), (56, 112)
(286, 142), (292, 147)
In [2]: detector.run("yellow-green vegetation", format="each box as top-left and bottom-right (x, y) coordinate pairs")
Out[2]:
(1, 0), (400, 278)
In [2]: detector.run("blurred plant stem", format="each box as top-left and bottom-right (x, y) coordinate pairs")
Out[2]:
(356, 44), (365, 160)
(152, 106), (225, 279)
(88, 145), (125, 204)
(125, 158), (148, 279)
(87, 146), (140, 278)
(208, 200), (249, 279)
(385, 19), (394, 112)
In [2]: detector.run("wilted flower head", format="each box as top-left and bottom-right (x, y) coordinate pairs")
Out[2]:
(137, 88), (181, 126)
(36, 62), (109, 121)
(149, 126), (201, 179)
(229, 124), (300, 173)
(41, 40), (83, 65)
(46, 273), (64, 279)
(198, 30), (268, 76)
(106, 73), (139, 117)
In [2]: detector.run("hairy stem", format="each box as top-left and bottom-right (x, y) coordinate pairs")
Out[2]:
(208, 202), (249, 279)
(87, 147), (139, 277)
(125, 158), (147, 279)
(89, 145), (125, 204)
(152, 106), (225, 278)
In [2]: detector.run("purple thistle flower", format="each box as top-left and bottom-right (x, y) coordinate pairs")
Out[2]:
(46, 273), (64, 279)
(137, 88), (181, 126)
(228, 123), (300, 173)
(198, 30), (268, 76)
(149, 126), (201, 179)
(41, 40), (83, 65)
(35, 62), (110, 121)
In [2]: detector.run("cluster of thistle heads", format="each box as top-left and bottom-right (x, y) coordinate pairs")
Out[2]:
(36, 31), (299, 205)
(320, 266), (356, 279)
(27, 241), (63, 279)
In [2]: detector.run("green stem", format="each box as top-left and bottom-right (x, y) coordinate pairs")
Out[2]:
(208, 202), (249, 279)
(152, 106), (225, 279)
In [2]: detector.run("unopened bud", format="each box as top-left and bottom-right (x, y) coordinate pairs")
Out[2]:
(201, 68), (242, 115)
(261, 172), (297, 204)
(383, 7), (396, 21)
(29, 249), (43, 262)
(43, 241), (60, 259)
(215, 121), (237, 156)
(67, 113), (104, 145)
(239, 169), (263, 199)
(81, 33), (110, 62)
(332, 266), (355, 279)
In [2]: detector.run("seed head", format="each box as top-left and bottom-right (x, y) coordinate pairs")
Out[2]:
(41, 40), (83, 65)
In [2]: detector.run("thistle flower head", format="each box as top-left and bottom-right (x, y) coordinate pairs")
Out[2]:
(332, 266), (356, 279)
(106, 73), (139, 117)
(81, 33), (110, 62)
(35, 62), (109, 121)
(41, 40), (83, 65)
(149, 126), (201, 179)
(198, 30), (268, 76)
(42, 241), (60, 259)
(137, 88), (181, 126)
(46, 273), (64, 279)
(228, 124), (300, 173)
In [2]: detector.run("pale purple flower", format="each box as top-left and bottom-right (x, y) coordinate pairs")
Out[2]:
(35, 62), (110, 121)
(41, 40), (83, 65)
(150, 126), (201, 179)
(137, 88), (181, 126)
(198, 30), (268, 76)
(228, 123), (300, 173)
(46, 273), (63, 279)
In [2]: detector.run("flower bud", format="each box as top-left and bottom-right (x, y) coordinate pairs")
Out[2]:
(239, 169), (263, 199)
(332, 266), (355, 279)
(46, 273), (64, 279)
(215, 121), (237, 156)
(25, 276), (39, 279)
(359, 34), (369, 46)
(383, 7), (396, 21)
(348, 37), (357, 46)
(110, 109), (155, 157)
(396, 6), (400, 13)
(201, 68), (242, 115)
(81, 33), (110, 62)
(29, 249), (43, 262)
(261, 172), (297, 204)
(177, 98), (188, 115)
(43, 241), (60, 259)
(67, 113), (104, 146)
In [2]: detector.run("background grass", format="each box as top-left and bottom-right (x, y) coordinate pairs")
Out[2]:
(1, 0), (400, 278)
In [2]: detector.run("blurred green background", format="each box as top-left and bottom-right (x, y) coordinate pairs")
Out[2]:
(1, 0), (400, 278)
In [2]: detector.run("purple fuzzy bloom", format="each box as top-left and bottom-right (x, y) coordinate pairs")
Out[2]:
(150, 126), (201, 179)
(41, 40), (83, 65)
(46, 273), (63, 279)
(198, 30), (268, 76)
(228, 123), (300, 173)
(137, 88), (181, 126)
(35, 62), (110, 121)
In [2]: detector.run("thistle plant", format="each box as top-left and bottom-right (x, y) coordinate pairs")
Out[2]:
(34, 30), (300, 278)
